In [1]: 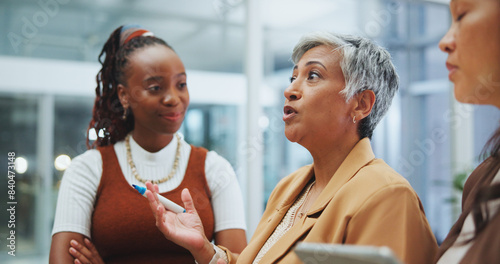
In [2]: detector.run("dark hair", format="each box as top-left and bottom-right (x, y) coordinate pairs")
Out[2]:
(471, 126), (500, 237)
(86, 26), (173, 149)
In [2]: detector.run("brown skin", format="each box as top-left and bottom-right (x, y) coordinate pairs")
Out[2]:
(69, 238), (104, 264)
(117, 44), (189, 152)
(49, 44), (247, 263)
(50, 232), (86, 264)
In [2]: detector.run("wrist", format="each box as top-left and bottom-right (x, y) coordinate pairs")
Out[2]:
(191, 240), (216, 264)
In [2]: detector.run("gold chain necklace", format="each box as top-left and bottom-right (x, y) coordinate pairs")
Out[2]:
(125, 133), (182, 184)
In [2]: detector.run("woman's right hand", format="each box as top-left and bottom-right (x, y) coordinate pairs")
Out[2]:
(146, 182), (216, 263)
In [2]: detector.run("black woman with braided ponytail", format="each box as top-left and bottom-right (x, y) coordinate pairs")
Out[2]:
(49, 25), (247, 264)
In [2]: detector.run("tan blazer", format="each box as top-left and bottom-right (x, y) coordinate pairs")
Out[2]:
(222, 138), (437, 264)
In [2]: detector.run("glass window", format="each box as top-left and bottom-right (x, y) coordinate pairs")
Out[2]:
(53, 95), (94, 186)
(183, 104), (239, 166)
(0, 94), (38, 258)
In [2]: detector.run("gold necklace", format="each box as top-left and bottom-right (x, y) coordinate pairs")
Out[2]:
(125, 133), (182, 184)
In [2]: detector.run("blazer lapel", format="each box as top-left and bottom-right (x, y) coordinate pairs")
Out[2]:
(240, 166), (315, 263)
(308, 138), (375, 215)
(259, 216), (317, 263)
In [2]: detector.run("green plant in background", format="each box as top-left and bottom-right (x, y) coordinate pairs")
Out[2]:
(441, 167), (474, 212)
(452, 171), (469, 192)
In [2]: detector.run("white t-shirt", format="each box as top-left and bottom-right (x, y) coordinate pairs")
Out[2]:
(437, 169), (500, 264)
(52, 133), (246, 238)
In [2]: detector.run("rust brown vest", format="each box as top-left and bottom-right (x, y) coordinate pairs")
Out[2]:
(91, 145), (214, 263)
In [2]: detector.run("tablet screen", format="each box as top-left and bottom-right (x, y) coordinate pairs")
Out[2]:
(294, 242), (402, 264)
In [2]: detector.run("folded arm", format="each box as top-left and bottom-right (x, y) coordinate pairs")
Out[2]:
(49, 232), (86, 264)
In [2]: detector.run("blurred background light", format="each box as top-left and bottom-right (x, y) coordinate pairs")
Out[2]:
(54, 154), (72, 171)
(15, 157), (28, 174)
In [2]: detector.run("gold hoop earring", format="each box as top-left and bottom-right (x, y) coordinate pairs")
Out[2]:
(122, 108), (128, 120)
(353, 116), (356, 124)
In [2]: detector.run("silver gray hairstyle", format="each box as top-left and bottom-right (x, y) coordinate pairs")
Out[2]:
(291, 32), (399, 139)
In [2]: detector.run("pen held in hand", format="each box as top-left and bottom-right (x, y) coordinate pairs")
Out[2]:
(132, 184), (186, 213)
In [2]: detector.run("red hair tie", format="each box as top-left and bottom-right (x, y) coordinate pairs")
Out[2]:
(120, 25), (154, 46)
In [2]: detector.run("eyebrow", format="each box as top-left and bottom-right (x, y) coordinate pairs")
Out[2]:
(306, 61), (327, 70)
(142, 73), (186, 83)
(293, 61), (327, 71)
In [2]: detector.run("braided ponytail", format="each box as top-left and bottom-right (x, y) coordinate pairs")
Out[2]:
(86, 26), (132, 148)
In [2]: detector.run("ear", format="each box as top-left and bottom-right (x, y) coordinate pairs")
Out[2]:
(351, 90), (375, 122)
(117, 84), (129, 110)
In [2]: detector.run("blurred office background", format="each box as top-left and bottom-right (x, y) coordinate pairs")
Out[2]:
(1, 0), (499, 262)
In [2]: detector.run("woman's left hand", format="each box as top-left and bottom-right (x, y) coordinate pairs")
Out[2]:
(68, 238), (105, 264)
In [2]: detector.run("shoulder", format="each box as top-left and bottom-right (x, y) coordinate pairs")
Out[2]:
(341, 158), (417, 202)
(61, 149), (103, 185)
(205, 150), (228, 164)
(203, 150), (239, 193)
(463, 157), (497, 199)
(355, 158), (409, 186)
(201, 148), (232, 170)
(68, 149), (102, 170)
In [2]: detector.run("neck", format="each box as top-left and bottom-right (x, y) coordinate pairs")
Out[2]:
(131, 130), (175, 153)
(309, 136), (360, 189)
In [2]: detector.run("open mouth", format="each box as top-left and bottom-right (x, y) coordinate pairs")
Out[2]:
(283, 106), (297, 121)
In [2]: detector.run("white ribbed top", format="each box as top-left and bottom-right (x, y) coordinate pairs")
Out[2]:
(52, 133), (246, 238)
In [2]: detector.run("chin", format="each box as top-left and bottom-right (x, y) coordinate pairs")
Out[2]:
(453, 83), (474, 104)
(284, 129), (298, 143)
(454, 85), (488, 105)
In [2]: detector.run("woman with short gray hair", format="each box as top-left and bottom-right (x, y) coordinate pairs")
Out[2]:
(291, 32), (399, 140)
(145, 32), (438, 264)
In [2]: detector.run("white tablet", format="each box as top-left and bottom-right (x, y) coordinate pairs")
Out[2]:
(294, 242), (402, 264)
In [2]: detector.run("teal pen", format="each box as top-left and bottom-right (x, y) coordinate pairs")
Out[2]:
(132, 184), (186, 213)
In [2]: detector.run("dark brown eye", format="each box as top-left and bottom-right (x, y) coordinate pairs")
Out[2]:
(308, 72), (320, 80)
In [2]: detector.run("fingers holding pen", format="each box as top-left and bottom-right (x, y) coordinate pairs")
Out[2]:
(145, 181), (159, 203)
(145, 182), (164, 225)
(181, 188), (198, 214)
(145, 182), (163, 215)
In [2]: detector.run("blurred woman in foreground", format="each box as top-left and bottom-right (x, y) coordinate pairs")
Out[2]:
(435, 0), (500, 262)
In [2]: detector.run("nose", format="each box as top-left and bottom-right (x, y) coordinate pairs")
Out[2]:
(162, 88), (180, 106)
(284, 82), (301, 101)
(439, 26), (455, 53)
